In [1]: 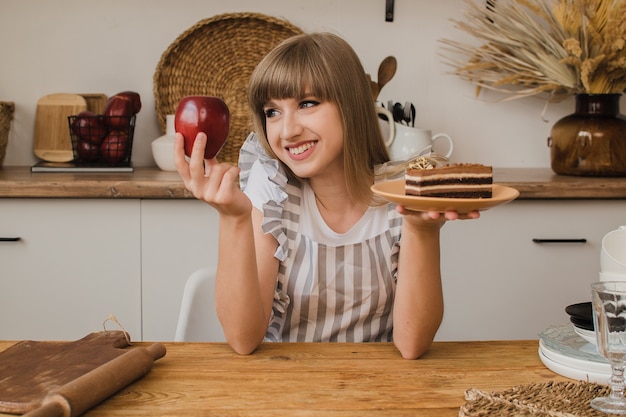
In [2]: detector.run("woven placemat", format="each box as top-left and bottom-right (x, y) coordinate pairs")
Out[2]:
(153, 12), (303, 164)
(460, 381), (614, 417)
(0, 101), (15, 166)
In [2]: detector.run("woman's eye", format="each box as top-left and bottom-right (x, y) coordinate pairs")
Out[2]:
(264, 108), (279, 118)
(300, 100), (319, 109)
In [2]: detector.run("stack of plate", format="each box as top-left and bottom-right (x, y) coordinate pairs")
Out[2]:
(565, 302), (597, 344)
(539, 322), (610, 383)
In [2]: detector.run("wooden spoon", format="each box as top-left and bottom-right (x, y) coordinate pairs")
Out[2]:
(366, 73), (380, 100)
(377, 56), (397, 95)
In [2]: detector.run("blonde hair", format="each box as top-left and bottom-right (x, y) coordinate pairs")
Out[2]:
(248, 32), (390, 205)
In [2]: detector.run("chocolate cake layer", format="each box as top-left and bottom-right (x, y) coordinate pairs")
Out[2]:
(405, 163), (493, 198)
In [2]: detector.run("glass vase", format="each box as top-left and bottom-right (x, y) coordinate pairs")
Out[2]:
(549, 94), (626, 176)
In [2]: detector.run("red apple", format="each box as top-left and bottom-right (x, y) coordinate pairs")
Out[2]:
(103, 95), (135, 129)
(75, 138), (100, 162)
(71, 111), (108, 144)
(115, 91), (142, 114)
(100, 130), (129, 164)
(175, 96), (230, 159)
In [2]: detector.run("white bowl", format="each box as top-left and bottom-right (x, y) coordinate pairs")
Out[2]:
(151, 136), (176, 172)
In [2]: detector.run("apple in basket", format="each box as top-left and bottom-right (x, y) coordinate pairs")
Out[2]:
(175, 96), (230, 159)
(103, 91), (141, 129)
(70, 111), (108, 144)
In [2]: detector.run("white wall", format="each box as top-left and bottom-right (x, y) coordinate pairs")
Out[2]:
(1, 0), (613, 168)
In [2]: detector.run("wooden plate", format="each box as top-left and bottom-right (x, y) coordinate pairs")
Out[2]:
(371, 180), (519, 213)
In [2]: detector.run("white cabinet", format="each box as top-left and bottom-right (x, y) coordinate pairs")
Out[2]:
(0, 199), (141, 341)
(436, 200), (626, 341)
(2, 196), (624, 343)
(140, 199), (219, 342)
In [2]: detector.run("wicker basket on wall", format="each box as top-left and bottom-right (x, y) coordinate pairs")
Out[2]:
(153, 12), (303, 165)
(0, 102), (15, 166)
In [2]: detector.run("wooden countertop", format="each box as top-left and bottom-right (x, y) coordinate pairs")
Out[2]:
(0, 340), (569, 416)
(1, 166), (626, 199)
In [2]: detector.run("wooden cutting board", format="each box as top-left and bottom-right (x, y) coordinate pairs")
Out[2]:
(0, 331), (166, 416)
(79, 93), (107, 114)
(33, 93), (87, 162)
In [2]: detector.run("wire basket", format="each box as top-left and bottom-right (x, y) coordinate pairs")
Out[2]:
(68, 115), (135, 166)
(0, 101), (15, 166)
(153, 12), (302, 165)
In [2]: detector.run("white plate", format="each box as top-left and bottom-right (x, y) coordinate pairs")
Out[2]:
(539, 325), (606, 368)
(539, 348), (609, 384)
(573, 325), (597, 345)
(539, 340), (608, 374)
(370, 181), (519, 213)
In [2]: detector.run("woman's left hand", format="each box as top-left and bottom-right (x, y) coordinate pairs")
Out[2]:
(396, 205), (480, 229)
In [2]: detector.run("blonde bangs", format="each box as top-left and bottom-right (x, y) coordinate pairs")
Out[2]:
(249, 36), (336, 110)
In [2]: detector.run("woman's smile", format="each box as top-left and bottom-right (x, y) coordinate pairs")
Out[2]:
(287, 140), (317, 158)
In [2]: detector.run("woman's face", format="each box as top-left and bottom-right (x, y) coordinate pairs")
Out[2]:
(263, 95), (344, 180)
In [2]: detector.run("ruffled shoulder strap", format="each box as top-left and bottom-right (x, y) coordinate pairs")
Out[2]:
(238, 132), (290, 261)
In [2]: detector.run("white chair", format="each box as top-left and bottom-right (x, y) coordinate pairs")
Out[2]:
(175, 267), (226, 342)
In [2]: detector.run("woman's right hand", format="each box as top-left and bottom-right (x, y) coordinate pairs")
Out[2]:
(174, 132), (252, 217)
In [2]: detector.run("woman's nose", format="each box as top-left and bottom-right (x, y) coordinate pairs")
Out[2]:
(280, 112), (303, 140)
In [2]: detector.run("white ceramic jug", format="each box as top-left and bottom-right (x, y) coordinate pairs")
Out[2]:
(601, 225), (626, 275)
(377, 111), (454, 161)
(376, 107), (395, 148)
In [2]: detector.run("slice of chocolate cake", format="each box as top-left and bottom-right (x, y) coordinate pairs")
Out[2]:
(405, 158), (493, 198)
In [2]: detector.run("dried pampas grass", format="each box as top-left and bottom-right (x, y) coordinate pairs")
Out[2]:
(440, 0), (626, 101)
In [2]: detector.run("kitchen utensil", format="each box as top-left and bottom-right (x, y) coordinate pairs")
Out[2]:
(377, 56), (397, 94)
(403, 103), (410, 126)
(367, 74), (380, 100)
(33, 93), (87, 162)
(392, 102), (404, 123)
(403, 102), (416, 126)
(0, 331), (166, 416)
(590, 281), (626, 413)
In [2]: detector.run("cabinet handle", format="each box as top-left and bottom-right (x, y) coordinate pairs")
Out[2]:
(532, 238), (587, 244)
(0, 237), (21, 242)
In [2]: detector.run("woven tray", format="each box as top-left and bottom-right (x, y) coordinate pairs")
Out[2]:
(460, 381), (612, 417)
(0, 101), (15, 166)
(153, 12), (303, 164)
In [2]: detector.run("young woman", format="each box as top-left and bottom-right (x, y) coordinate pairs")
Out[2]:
(175, 32), (479, 359)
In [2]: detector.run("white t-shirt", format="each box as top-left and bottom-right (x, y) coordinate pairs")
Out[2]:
(240, 133), (402, 342)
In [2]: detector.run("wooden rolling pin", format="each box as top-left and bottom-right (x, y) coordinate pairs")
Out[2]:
(22, 343), (166, 417)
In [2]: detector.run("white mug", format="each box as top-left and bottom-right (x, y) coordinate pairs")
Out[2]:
(377, 111), (454, 161)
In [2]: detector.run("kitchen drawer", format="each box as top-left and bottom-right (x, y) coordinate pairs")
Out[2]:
(436, 200), (626, 341)
(0, 199), (141, 340)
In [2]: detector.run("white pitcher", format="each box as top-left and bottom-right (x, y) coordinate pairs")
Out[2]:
(601, 225), (626, 276)
(377, 109), (454, 161)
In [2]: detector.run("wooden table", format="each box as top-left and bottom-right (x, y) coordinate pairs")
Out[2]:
(0, 340), (569, 416)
